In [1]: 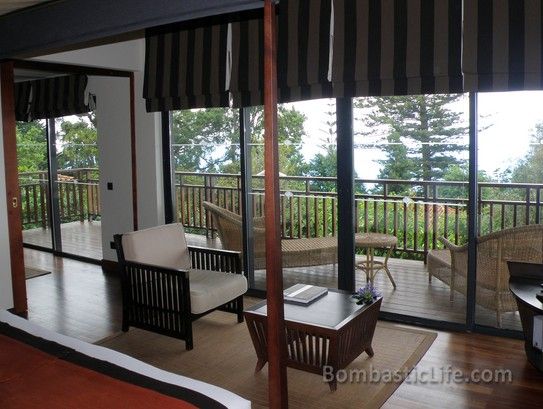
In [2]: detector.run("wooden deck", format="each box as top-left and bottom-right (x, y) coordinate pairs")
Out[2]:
(186, 233), (522, 331)
(22, 223), (522, 330)
(23, 220), (103, 260)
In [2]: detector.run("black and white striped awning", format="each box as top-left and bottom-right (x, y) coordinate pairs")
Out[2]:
(16, 75), (94, 122)
(225, 0), (334, 107)
(14, 81), (32, 122)
(331, 0), (463, 97)
(143, 20), (230, 111)
(277, 0), (333, 103)
(463, 0), (543, 92)
(229, 11), (264, 108)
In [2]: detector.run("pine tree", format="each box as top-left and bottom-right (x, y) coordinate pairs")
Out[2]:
(356, 94), (468, 185)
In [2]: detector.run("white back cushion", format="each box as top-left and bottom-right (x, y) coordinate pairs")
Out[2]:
(121, 223), (191, 270)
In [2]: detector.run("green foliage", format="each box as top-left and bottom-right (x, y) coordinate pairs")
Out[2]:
(356, 94), (468, 184)
(510, 123), (543, 183)
(171, 106), (308, 178)
(245, 105), (307, 176)
(306, 147), (337, 192)
(171, 108), (239, 173)
(16, 121), (47, 173)
(56, 116), (98, 169)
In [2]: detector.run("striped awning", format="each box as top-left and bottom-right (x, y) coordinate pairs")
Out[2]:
(229, 11), (264, 107)
(230, 0), (333, 107)
(27, 75), (94, 120)
(463, 0), (543, 92)
(14, 81), (32, 122)
(331, 0), (463, 97)
(143, 20), (230, 112)
(277, 0), (333, 102)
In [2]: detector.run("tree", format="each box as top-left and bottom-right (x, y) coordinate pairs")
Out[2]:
(56, 116), (98, 169)
(510, 123), (543, 183)
(440, 163), (491, 199)
(356, 94), (468, 185)
(171, 108), (239, 173)
(243, 105), (307, 176)
(305, 100), (338, 191)
(171, 105), (308, 177)
(16, 121), (47, 174)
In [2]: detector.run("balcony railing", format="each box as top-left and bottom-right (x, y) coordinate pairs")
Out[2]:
(19, 168), (100, 228)
(19, 168), (543, 260)
(175, 171), (543, 259)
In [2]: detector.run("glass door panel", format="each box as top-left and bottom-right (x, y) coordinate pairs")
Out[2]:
(55, 115), (102, 260)
(353, 94), (470, 324)
(17, 120), (52, 249)
(171, 107), (241, 254)
(475, 91), (543, 331)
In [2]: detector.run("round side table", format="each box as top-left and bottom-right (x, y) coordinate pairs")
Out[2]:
(355, 233), (398, 288)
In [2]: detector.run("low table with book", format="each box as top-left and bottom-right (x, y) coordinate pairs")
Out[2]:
(244, 286), (382, 390)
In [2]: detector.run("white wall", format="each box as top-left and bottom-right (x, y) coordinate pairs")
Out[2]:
(88, 76), (134, 260)
(36, 39), (164, 250)
(0, 80), (14, 309)
(134, 70), (164, 229)
(32, 40), (143, 72)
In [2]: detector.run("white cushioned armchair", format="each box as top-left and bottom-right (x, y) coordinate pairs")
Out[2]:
(114, 223), (247, 350)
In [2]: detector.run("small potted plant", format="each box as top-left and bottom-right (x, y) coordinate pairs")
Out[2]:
(353, 283), (381, 305)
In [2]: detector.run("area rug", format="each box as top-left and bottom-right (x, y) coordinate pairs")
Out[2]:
(97, 308), (436, 408)
(25, 267), (51, 280)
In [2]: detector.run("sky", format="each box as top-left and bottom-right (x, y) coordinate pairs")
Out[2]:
(289, 91), (543, 180)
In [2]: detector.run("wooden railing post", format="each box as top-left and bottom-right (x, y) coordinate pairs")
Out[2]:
(525, 187), (531, 225)
(78, 170), (85, 222)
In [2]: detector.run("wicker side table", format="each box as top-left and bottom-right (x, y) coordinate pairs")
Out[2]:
(355, 233), (398, 288)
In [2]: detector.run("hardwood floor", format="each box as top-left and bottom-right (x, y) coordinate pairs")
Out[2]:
(24, 225), (521, 330)
(24, 248), (121, 343)
(22, 249), (543, 408)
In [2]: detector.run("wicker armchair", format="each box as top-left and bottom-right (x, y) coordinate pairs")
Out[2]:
(436, 224), (543, 327)
(202, 201), (337, 270)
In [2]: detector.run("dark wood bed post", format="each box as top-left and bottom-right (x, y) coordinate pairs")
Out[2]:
(129, 73), (138, 231)
(1, 61), (27, 314)
(263, 0), (288, 407)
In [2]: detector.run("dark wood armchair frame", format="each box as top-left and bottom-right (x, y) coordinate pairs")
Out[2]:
(114, 234), (245, 350)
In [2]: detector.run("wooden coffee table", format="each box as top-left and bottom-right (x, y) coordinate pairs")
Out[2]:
(244, 289), (382, 391)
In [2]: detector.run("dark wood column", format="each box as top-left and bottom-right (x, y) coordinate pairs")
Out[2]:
(1, 61), (27, 314)
(130, 73), (138, 230)
(336, 98), (356, 292)
(46, 119), (62, 253)
(240, 108), (255, 287)
(466, 92), (478, 329)
(263, 0), (288, 407)
(161, 112), (175, 224)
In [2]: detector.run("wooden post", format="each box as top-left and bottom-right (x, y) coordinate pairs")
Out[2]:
(263, 0), (288, 407)
(1, 61), (27, 314)
(129, 73), (138, 231)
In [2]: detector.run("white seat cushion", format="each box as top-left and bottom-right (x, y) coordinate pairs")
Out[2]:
(121, 223), (191, 270)
(189, 269), (247, 315)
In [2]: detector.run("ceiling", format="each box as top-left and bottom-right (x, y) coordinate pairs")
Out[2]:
(0, 0), (50, 17)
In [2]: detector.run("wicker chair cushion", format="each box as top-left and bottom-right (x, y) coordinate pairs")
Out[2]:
(121, 223), (191, 270)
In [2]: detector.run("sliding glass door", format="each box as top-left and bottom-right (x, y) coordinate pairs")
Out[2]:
(17, 120), (52, 249)
(17, 114), (102, 261)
